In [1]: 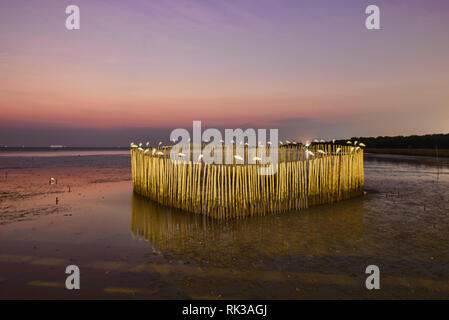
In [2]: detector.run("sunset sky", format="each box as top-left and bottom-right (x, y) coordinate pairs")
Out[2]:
(1, 0), (448, 146)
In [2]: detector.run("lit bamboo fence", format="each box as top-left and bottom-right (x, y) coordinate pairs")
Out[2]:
(131, 144), (364, 219)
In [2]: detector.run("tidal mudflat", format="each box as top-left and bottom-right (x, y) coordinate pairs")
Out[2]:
(0, 151), (448, 299)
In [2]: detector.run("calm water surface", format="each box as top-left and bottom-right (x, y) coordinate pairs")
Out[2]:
(0, 151), (448, 299)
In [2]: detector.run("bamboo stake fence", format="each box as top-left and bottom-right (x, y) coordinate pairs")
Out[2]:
(131, 144), (364, 219)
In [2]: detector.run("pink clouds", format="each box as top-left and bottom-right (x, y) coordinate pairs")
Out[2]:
(0, 0), (448, 143)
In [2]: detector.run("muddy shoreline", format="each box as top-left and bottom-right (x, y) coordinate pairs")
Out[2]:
(1, 152), (448, 299)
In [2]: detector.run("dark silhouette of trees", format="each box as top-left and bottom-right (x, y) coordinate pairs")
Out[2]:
(336, 133), (449, 149)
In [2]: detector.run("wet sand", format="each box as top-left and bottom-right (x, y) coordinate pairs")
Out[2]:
(0, 151), (448, 299)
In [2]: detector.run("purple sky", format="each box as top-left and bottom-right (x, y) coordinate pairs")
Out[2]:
(0, 0), (448, 146)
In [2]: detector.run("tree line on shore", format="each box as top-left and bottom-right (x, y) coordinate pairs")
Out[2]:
(336, 133), (449, 149)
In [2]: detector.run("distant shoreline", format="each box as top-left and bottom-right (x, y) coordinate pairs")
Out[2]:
(2, 146), (449, 159)
(0, 147), (129, 151)
(365, 148), (449, 158)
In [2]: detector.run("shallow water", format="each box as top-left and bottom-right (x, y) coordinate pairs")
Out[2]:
(0, 152), (448, 299)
